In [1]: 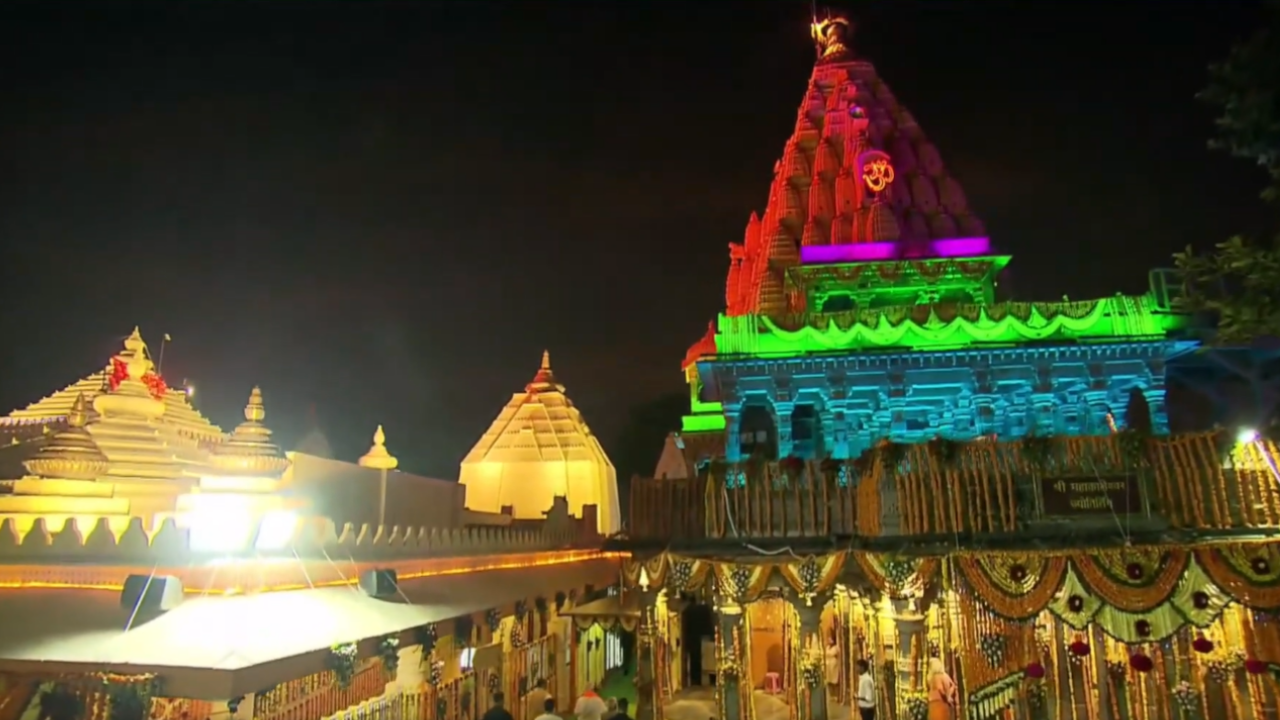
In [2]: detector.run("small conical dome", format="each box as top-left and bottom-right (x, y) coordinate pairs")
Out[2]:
(358, 425), (399, 470)
(209, 387), (289, 477)
(23, 394), (109, 480)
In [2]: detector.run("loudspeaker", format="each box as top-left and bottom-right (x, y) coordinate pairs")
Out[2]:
(120, 575), (184, 613)
(359, 568), (399, 598)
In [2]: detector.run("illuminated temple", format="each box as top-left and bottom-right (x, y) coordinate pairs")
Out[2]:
(460, 351), (621, 536)
(616, 15), (1280, 720)
(0, 329), (624, 720)
(657, 15), (1188, 470)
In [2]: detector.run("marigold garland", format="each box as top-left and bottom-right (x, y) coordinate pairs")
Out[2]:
(954, 554), (1067, 620)
(1072, 549), (1189, 613)
(1199, 545), (1280, 610)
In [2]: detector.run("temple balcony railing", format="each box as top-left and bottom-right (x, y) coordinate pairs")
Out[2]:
(0, 503), (610, 594)
(623, 433), (1280, 549)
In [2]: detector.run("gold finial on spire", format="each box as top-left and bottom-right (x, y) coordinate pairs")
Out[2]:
(245, 386), (266, 422)
(67, 392), (90, 429)
(358, 425), (399, 470)
(811, 11), (853, 64)
(123, 327), (147, 355)
(209, 387), (289, 477)
(527, 349), (563, 393)
(23, 393), (109, 480)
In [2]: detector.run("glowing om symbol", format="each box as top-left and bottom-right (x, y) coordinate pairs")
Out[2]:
(862, 158), (895, 194)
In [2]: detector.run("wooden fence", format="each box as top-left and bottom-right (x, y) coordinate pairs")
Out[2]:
(628, 434), (1280, 541)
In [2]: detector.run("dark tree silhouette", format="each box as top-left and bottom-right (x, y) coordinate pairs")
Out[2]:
(1125, 388), (1154, 435)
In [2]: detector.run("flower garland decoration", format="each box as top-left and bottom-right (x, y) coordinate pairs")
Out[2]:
(429, 658), (444, 688)
(1116, 427), (1149, 467)
(800, 661), (823, 689)
(39, 684), (84, 720)
(1172, 681), (1198, 712)
(928, 436), (964, 470)
(511, 618), (527, 648)
(485, 609), (502, 634)
(878, 441), (909, 478)
(780, 455), (805, 483)
(328, 642), (359, 688)
(979, 633), (1005, 667)
(1026, 680), (1047, 710)
(883, 558), (915, 588)
(668, 558), (695, 591)
(108, 358), (168, 399)
(515, 600), (528, 620)
(377, 634), (400, 675)
(1020, 434), (1055, 472)
(903, 692), (929, 720)
(415, 624), (438, 656)
(105, 678), (162, 720)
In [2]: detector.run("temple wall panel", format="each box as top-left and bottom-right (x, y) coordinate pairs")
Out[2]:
(710, 342), (1176, 459)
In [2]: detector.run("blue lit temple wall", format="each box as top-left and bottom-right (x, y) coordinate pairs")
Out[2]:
(703, 341), (1183, 462)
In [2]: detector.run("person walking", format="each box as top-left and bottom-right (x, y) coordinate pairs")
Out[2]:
(533, 697), (559, 720)
(574, 688), (608, 720)
(611, 698), (631, 720)
(482, 693), (515, 720)
(525, 679), (551, 720)
(855, 659), (875, 720)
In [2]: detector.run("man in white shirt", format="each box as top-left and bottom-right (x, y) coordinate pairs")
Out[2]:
(856, 659), (876, 720)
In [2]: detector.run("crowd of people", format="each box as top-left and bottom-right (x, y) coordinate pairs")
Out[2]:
(479, 680), (632, 720)
(476, 655), (956, 720)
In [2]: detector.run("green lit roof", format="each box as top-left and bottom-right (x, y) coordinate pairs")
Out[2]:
(713, 294), (1186, 356)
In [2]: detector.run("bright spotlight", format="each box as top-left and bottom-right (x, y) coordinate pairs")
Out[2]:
(254, 511), (299, 551)
(1238, 428), (1259, 444)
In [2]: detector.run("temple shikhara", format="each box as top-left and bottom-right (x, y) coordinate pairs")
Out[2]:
(618, 13), (1280, 720)
(460, 351), (621, 536)
(0, 330), (623, 720)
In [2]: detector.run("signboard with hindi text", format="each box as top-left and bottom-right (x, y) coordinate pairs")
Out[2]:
(1039, 475), (1143, 517)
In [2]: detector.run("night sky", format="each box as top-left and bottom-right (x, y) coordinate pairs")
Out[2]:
(0, 1), (1273, 478)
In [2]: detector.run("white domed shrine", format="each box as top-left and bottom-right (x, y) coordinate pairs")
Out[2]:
(458, 351), (620, 535)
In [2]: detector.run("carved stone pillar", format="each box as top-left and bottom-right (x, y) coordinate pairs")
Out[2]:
(724, 409), (743, 463)
(635, 588), (660, 720)
(774, 402), (796, 459)
(793, 594), (831, 720)
(824, 400), (849, 460)
(716, 601), (746, 720)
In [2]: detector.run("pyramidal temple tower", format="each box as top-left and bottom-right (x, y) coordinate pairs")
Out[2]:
(459, 352), (620, 535)
(660, 13), (1189, 473)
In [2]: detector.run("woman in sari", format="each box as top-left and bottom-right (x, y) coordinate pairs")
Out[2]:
(926, 657), (957, 720)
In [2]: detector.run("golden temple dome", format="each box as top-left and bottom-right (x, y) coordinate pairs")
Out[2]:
(209, 387), (290, 477)
(23, 394), (109, 481)
(358, 425), (399, 470)
(459, 351), (620, 534)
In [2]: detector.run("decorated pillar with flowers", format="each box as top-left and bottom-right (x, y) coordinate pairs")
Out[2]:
(634, 566), (661, 720)
(715, 599), (747, 720)
(713, 562), (767, 720)
(778, 554), (847, 720)
(792, 594), (832, 720)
